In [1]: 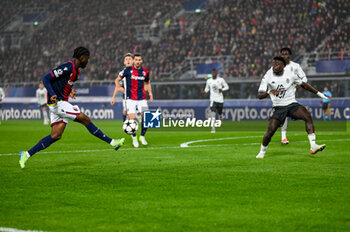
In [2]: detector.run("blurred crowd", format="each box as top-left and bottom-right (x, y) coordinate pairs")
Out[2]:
(0, 0), (349, 84)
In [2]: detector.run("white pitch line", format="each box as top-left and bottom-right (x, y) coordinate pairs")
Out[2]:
(0, 227), (47, 232)
(1, 138), (350, 157)
(180, 137), (350, 148)
(0, 146), (181, 157)
(180, 136), (262, 147)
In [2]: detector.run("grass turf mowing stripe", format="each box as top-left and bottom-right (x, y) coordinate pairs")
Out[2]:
(2, 138), (350, 157)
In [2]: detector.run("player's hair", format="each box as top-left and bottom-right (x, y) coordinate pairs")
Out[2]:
(273, 56), (286, 66)
(124, 53), (134, 59)
(280, 47), (292, 55)
(212, 69), (217, 72)
(73, 47), (90, 59)
(134, 53), (142, 58)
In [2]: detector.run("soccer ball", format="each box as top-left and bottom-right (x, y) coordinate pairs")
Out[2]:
(123, 119), (138, 135)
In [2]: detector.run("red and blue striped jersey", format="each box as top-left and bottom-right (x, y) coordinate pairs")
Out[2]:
(119, 66), (150, 100)
(42, 60), (80, 105)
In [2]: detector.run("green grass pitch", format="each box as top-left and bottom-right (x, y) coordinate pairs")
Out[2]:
(0, 120), (349, 232)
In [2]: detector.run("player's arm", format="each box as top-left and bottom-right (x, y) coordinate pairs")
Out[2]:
(300, 82), (328, 100)
(43, 63), (73, 103)
(295, 64), (308, 89)
(144, 81), (153, 102)
(258, 90), (279, 99)
(42, 72), (57, 103)
(70, 89), (77, 99)
(110, 76), (123, 106)
(202, 80), (210, 96)
(144, 71), (153, 101)
(257, 76), (278, 99)
(144, 71), (153, 102)
(220, 79), (229, 92)
(0, 88), (5, 100)
(36, 89), (40, 104)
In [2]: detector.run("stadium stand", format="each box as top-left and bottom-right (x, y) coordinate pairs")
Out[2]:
(0, 0), (349, 91)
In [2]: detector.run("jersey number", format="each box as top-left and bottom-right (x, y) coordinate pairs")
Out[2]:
(277, 85), (286, 98)
(53, 69), (63, 77)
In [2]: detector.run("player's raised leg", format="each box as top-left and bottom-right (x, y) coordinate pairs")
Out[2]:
(75, 112), (125, 150)
(19, 122), (66, 168)
(291, 106), (326, 154)
(256, 118), (281, 158)
(281, 117), (289, 145)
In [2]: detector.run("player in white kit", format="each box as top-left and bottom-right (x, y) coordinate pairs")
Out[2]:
(256, 57), (328, 159)
(204, 69), (229, 133)
(279, 47), (308, 145)
(36, 81), (49, 125)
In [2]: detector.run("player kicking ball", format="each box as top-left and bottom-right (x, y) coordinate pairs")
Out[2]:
(114, 53), (153, 147)
(256, 56), (328, 159)
(19, 47), (125, 168)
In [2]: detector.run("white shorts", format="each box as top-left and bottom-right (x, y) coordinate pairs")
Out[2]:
(122, 99), (127, 112)
(126, 99), (148, 114)
(48, 101), (80, 126)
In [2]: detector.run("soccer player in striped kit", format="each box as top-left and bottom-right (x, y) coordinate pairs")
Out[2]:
(19, 47), (125, 168)
(114, 53), (153, 147)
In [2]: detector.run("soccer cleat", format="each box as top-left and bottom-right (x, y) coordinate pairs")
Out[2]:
(310, 144), (326, 155)
(256, 152), (265, 159)
(211, 129), (216, 133)
(281, 138), (289, 145)
(132, 136), (139, 148)
(19, 151), (29, 168)
(139, 136), (148, 146)
(111, 138), (125, 151)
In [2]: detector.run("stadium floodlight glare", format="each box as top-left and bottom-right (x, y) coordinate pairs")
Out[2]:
(195, 9), (201, 13)
(34, 21), (39, 26)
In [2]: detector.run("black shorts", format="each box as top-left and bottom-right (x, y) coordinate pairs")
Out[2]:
(39, 104), (46, 108)
(322, 102), (329, 110)
(210, 101), (224, 114)
(270, 102), (302, 124)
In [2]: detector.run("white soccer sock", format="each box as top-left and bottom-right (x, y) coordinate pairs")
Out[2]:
(43, 110), (49, 121)
(308, 133), (316, 147)
(281, 118), (288, 140)
(211, 111), (216, 130)
(110, 139), (115, 146)
(260, 144), (268, 153)
(25, 151), (30, 158)
(281, 131), (287, 140)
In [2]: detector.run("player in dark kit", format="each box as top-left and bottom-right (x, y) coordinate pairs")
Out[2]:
(114, 53), (153, 147)
(19, 47), (125, 168)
